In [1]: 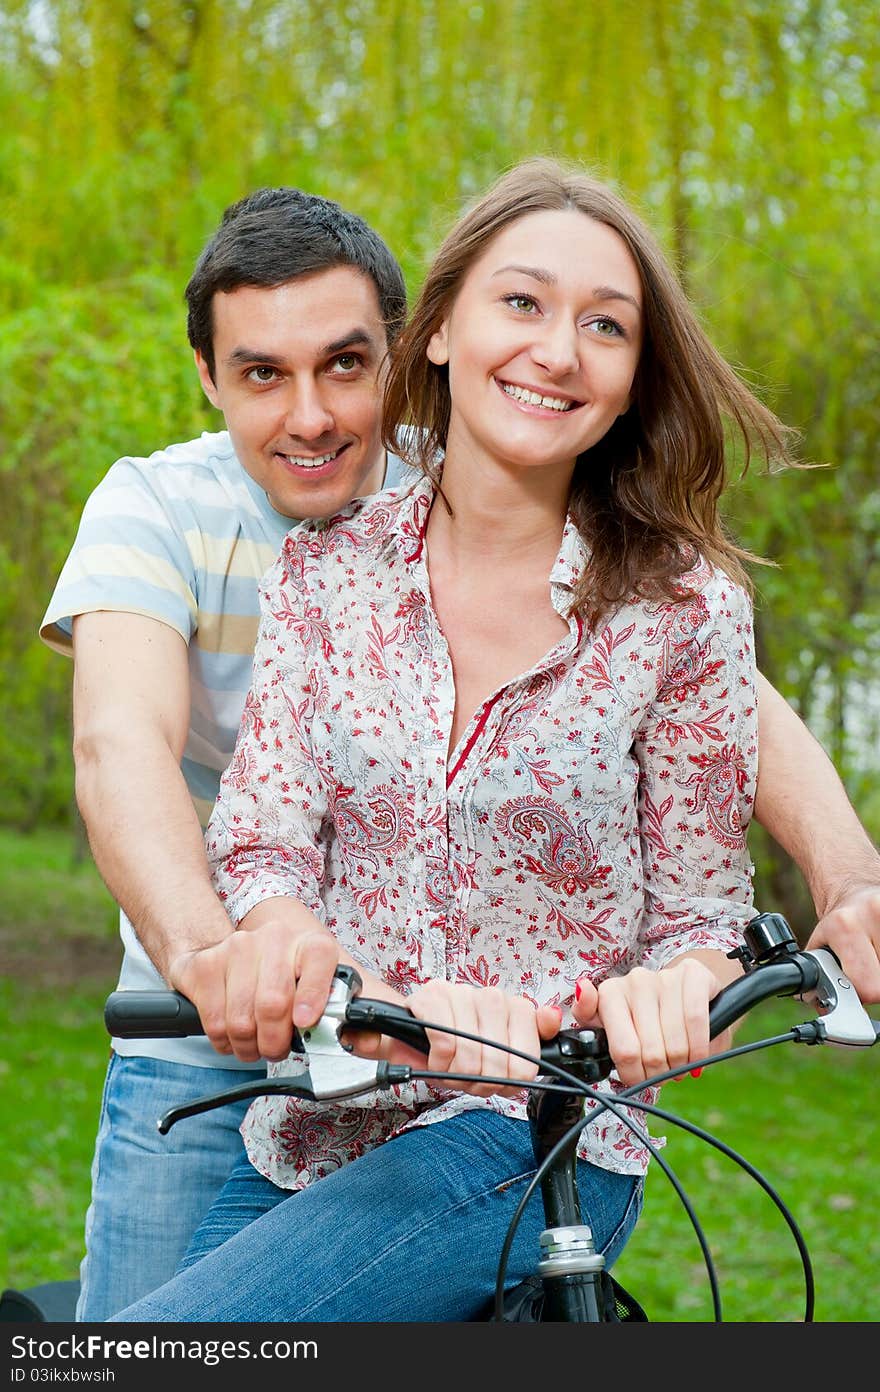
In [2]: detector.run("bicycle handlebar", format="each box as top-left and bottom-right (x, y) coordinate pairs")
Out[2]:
(98, 911), (878, 1326)
(103, 911), (878, 1080)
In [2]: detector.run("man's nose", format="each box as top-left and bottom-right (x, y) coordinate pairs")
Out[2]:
(282, 380), (335, 440)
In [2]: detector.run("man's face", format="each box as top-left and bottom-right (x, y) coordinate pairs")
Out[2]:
(196, 267), (390, 519)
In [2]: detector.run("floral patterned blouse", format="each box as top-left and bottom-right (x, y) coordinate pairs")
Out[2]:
(205, 473), (757, 1188)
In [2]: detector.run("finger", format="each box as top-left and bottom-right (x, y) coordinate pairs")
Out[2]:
(342, 1025), (383, 1058)
(503, 997), (549, 1089)
(253, 939), (300, 1062)
(572, 975), (601, 1028)
(408, 982), (459, 1076)
(291, 933), (340, 1029)
(446, 985), (484, 1089)
(654, 967), (695, 1078)
(598, 977), (648, 1086)
(474, 987), (515, 1091)
(536, 1002), (564, 1040)
(810, 914), (880, 1005)
(180, 952), (233, 1056)
(676, 964), (712, 1070)
(222, 937), (262, 1062)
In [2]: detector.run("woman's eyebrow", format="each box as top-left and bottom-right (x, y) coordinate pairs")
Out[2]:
(492, 263), (556, 285)
(593, 285), (642, 315)
(491, 265), (641, 314)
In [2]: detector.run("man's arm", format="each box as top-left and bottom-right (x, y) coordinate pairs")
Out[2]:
(72, 611), (315, 1059)
(754, 671), (880, 1002)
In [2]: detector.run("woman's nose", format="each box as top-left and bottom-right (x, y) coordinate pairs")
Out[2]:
(529, 320), (580, 377)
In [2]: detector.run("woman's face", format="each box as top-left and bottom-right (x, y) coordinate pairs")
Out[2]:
(428, 208), (643, 482)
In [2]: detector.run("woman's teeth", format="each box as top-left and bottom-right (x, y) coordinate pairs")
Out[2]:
(500, 382), (575, 412)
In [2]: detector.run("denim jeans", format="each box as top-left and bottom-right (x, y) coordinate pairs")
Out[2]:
(111, 1108), (644, 1323)
(75, 1051), (262, 1321)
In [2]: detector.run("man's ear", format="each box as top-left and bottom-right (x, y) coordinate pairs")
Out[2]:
(194, 349), (221, 408)
(426, 320), (449, 366)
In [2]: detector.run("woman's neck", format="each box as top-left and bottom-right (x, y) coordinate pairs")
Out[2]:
(428, 448), (572, 567)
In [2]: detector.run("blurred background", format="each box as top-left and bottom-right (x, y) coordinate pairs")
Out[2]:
(0, 0), (877, 1319)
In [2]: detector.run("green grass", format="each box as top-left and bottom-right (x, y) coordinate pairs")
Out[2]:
(611, 1003), (880, 1322)
(1, 828), (878, 1319)
(0, 979), (114, 1289)
(0, 826), (118, 1291)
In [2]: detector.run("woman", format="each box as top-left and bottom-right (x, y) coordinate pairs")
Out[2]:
(112, 157), (795, 1322)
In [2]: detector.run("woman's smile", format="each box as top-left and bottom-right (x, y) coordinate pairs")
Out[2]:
(494, 376), (583, 415)
(427, 207), (643, 480)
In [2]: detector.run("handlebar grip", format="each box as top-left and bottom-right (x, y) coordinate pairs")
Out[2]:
(104, 990), (204, 1038)
(346, 997), (613, 1075)
(344, 997), (431, 1054)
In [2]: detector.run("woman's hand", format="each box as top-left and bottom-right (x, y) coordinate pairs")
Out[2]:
(353, 980), (562, 1099)
(571, 955), (733, 1088)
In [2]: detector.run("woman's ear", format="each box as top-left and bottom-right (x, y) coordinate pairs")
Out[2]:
(426, 320), (449, 366)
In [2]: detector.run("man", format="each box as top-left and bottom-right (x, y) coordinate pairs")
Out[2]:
(41, 186), (880, 1321)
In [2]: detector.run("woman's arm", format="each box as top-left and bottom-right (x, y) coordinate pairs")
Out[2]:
(754, 672), (880, 1001)
(573, 573), (758, 1080)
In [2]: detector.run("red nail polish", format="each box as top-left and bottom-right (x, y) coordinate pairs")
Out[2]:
(575, 980), (582, 1001)
(690, 1067), (703, 1079)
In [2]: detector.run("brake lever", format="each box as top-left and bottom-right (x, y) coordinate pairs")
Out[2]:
(797, 948), (877, 1046)
(157, 965), (400, 1133)
(297, 965), (406, 1099)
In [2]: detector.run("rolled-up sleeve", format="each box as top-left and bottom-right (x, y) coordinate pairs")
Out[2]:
(633, 570), (758, 969)
(205, 550), (329, 925)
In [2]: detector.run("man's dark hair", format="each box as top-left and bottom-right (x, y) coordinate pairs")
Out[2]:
(185, 187), (408, 379)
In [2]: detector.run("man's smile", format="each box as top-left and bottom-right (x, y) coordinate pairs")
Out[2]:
(274, 443), (349, 473)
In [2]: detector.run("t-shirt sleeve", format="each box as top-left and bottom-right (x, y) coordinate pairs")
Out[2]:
(40, 456), (199, 656)
(382, 444), (420, 491)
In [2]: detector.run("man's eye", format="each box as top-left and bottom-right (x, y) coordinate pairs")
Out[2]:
(247, 365), (279, 383)
(333, 354), (362, 373)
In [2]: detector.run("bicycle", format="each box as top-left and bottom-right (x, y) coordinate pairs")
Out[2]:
(104, 911), (878, 1323)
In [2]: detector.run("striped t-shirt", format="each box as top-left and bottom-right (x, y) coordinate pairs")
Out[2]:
(40, 429), (413, 1067)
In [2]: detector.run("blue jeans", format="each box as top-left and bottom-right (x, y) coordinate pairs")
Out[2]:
(111, 1109), (644, 1322)
(75, 1052), (263, 1321)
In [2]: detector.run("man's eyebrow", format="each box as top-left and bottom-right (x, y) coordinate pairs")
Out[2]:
(491, 265), (642, 314)
(323, 329), (378, 356)
(225, 329), (378, 369)
(226, 347), (284, 367)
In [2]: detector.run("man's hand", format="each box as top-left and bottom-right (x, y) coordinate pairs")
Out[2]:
(806, 882), (880, 1004)
(167, 914), (341, 1063)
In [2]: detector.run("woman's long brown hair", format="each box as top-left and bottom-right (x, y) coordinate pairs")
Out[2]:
(382, 157), (800, 627)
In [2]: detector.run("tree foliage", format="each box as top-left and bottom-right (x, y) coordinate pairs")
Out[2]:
(0, 0), (876, 917)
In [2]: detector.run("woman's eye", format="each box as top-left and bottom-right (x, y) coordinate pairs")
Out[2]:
(248, 365), (279, 383)
(504, 294), (538, 314)
(588, 317), (625, 338)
